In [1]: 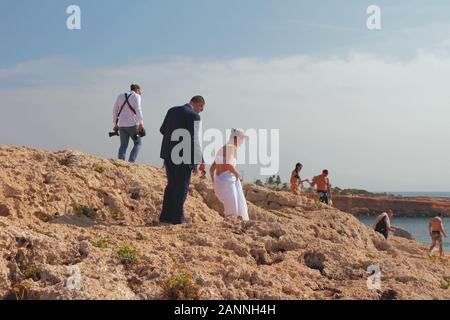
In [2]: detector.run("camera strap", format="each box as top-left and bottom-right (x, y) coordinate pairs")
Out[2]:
(115, 93), (137, 125)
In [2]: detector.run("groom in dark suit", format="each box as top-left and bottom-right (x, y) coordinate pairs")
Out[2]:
(159, 96), (205, 224)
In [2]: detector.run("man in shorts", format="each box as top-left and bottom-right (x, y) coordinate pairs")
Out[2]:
(310, 169), (332, 205)
(428, 213), (447, 259)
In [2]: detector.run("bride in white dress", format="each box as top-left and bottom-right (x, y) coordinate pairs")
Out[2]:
(210, 129), (249, 221)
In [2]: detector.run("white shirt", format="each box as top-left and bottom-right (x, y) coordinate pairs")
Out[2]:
(373, 212), (391, 230)
(113, 92), (144, 127)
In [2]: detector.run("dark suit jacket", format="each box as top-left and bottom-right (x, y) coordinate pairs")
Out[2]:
(160, 104), (202, 169)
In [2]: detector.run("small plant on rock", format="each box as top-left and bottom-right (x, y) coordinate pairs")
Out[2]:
(111, 159), (130, 169)
(136, 232), (147, 241)
(111, 211), (121, 220)
(91, 239), (108, 249)
(440, 280), (449, 290)
(217, 250), (231, 257)
(24, 265), (41, 281)
(117, 244), (140, 265)
(72, 203), (97, 219)
(34, 228), (46, 235)
(33, 211), (52, 223)
(163, 270), (202, 300)
(94, 163), (105, 173)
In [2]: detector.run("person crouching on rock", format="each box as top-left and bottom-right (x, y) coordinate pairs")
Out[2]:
(290, 163), (310, 195)
(310, 169), (332, 205)
(373, 210), (396, 240)
(428, 213), (447, 259)
(112, 84), (145, 163)
(210, 129), (249, 222)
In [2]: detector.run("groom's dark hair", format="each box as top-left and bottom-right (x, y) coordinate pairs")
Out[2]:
(190, 96), (205, 104)
(130, 84), (141, 91)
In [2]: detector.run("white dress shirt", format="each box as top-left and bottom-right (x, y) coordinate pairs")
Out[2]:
(113, 92), (144, 127)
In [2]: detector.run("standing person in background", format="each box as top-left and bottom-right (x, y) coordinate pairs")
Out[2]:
(310, 169), (333, 205)
(373, 210), (396, 239)
(290, 163), (310, 195)
(428, 213), (448, 259)
(112, 84), (145, 163)
(159, 96), (205, 225)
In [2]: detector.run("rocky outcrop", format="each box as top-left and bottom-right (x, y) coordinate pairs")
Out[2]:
(333, 195), (450, 217)
(0, 145), (449, 300)
(394, 228), (415, 241)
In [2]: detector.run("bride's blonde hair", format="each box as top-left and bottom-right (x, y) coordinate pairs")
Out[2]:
(228, 129), (247, 145)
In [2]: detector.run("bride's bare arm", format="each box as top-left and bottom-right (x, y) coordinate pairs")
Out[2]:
(210, 161), (217, 183)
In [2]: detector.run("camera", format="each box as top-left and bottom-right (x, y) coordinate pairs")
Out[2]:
(109, 129), (119, 137)
(138, 129), (146, 138)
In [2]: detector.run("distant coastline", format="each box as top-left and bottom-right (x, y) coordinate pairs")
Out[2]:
(383, 192), (450, 199)
(333, 194), (450, 218)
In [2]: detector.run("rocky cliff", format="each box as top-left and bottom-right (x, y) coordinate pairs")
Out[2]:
(333, 195), (450, 217)
(0, 145), (449, 300)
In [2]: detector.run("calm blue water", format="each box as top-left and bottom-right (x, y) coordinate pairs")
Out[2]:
(358, 217), (449, 252)
(386, 192), (450, 198)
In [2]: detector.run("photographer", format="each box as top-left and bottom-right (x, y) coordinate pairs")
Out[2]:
(111, 84), (145, 163)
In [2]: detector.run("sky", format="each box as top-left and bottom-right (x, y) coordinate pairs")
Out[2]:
(1, 0), (450, 191)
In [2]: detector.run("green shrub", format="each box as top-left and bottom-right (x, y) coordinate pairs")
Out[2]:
(136, 232), (147, 241)
(111, 159), (130, 169)
(111, 211), (121, 220)
(34, 229), (45, 235)
(440, 280), (449, 290)
(94, 163), (105, 173)
(117, 244), (140, 265)
(24, 266), (41, 281)
(33, 211), (52, 223)
(217, 250), (231, 257)
(91, 239), (108, 249)
(163, 270), (202, 300)
(72, 203), (97, 219)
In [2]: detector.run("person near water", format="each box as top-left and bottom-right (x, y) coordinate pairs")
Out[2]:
(310, 169), (332, 205)
(373, 210), (396, 239)
(112, 84), (145, 163)
(428, 213), (447, 259)
(290, 163), (310, 195)
(210, 129), (249, 222)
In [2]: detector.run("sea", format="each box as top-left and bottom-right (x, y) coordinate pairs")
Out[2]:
(358, 191), (450, 251)
(387, 192), (450, 198)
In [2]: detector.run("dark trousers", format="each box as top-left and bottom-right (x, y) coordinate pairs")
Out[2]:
(317, 190), (329, 204)
(159, 160), (192, 224)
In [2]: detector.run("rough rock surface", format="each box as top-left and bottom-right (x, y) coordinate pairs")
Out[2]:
(0, 145), (449, 300)
(333, 195), (450, 217)
(394, 228), (415, 241)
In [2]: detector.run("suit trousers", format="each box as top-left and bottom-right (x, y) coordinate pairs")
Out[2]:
(159, 160), (192, 224)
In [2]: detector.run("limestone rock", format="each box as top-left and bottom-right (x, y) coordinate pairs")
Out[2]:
(0, 145), (448, 300)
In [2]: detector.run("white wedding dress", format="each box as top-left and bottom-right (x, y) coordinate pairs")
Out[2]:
(213, 144), (249, 221)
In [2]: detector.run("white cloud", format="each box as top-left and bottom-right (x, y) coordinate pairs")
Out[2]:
(1, 52), (450, 191)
